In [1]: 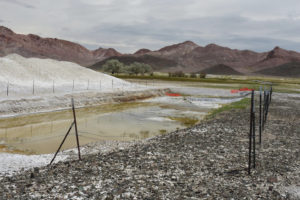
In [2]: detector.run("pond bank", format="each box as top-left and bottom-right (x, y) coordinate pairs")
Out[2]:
(0, 88), (170, 118)
(0, 92), (299, 199)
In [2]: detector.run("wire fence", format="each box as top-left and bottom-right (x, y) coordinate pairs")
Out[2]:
(248, 85), (272, 175)
(0, 79), (156, 97)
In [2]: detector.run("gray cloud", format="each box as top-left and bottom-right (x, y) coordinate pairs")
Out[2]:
(1, 0), (35, 9)
(1, 0), (300, 53)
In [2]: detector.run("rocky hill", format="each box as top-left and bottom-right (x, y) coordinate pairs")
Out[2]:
(2, 26), (300, 76)
(0, 26), (122, 66)
(199, 64), (243, 75)
(255, 62), (300, 77)
(91, 41), (300, 76)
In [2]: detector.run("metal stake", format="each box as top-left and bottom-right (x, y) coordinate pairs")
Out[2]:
(50, 122), (74, 165)
(248, 90), (254, 175)
(252, 92), (256, 168)
(72, 98), (81, 160)
(259, 86), (262, 144)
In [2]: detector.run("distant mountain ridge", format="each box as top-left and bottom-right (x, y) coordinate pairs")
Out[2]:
(92, 41), (300, 76)
(0, 26), (122, 66)
(2, 26), (300, 76)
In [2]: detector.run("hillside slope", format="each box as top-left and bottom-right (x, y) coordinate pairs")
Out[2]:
(255, 62), (300, 77)
(2, 26), (300, 75)
(199, 64), (243, 75)
(0, 26), (121, 66)
(91, 41), (300, 75)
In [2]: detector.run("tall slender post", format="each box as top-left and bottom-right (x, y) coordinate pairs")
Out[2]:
(50, 122), (74, 165)
(265, 92), (270, 123)
(259, 86), (262, 144)
(270, 86), (273, 103)
(252, 90), (256, 168)
(262, 89), (266, 130)
(72, 98), (81, 160)
(72, 80), (74, 92)
(248, 90), (254, 175)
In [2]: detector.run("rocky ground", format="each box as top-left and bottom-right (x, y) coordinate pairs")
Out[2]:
(0, 93), (299, 199)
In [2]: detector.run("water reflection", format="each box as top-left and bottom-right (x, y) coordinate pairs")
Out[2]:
(0, 96), (238, 154)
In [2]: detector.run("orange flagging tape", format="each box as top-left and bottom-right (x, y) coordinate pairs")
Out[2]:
(166, 92), (181, 96)
(231, 88), (254, 93)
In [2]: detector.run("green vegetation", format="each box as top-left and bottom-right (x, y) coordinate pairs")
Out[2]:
(103, 59), (153, 76)
(159, 129), (167, 134)
(102, 59), (124, 74)
(205, 98), (251, 120)
(167, 71), (206, 79)
(140, 130), (150, 138)
(113, 73), (300, 94)
(168, 116), (199, 127)
(113, 73), (257, 84)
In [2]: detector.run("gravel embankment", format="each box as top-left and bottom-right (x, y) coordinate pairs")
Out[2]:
(0, 93), (299, 199)
(0, 88), (169, 117)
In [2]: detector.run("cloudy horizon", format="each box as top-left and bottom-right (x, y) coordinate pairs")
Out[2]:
(1, 0), (300, 53)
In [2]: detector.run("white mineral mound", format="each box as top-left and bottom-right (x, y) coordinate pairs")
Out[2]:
(0, 54), (135, 96)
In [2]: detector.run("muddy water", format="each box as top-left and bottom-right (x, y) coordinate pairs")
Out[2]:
(0, 96), (240, 154)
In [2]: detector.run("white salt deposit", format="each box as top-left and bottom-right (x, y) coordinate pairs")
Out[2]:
(0, 152), (68, 176)
(0, 54), (156, 117)
(0, 54), (148, 98)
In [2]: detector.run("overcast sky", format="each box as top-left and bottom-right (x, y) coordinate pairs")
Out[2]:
(1, 0), (300, 53)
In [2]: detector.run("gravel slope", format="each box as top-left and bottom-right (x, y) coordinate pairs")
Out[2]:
(0, 93), (299, 199)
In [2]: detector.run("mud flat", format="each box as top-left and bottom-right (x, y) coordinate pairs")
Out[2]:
(0, 92), (299, 199)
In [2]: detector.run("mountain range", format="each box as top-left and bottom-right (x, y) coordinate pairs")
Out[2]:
(92, 41), (300, 76)
(1, 26), (300, 76)
(0, 26), (121, 66)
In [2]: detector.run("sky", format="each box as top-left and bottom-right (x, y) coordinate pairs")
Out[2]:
(1, 0), (300, 53)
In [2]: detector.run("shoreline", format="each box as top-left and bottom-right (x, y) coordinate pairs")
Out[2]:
(1, 93), (299, 199)
(0, 88), (170, 119)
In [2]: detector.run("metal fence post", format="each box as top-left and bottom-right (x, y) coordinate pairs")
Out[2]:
(252, 90), (256, 168)
(248, 90), (254, 175)
(262, 89), (266, 130)
(72, 98), (81, 160)
(259, 86), (262, 144)
(270, 86), (273, 103)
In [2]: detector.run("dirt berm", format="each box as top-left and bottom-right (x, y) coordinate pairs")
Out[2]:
(0, 88), (170, 117)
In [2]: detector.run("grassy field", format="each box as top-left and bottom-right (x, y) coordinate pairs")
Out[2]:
(205, 98), (251, 120)
(111, 73), (300, 93)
